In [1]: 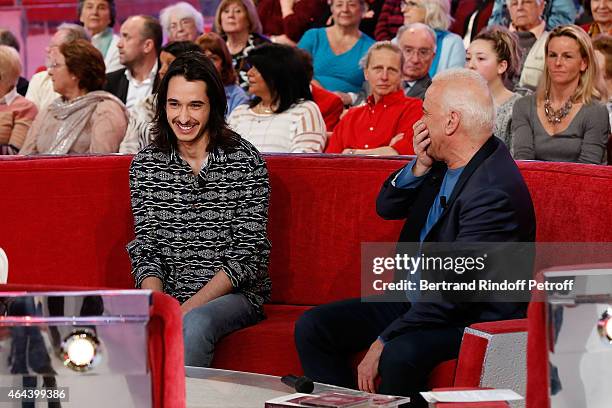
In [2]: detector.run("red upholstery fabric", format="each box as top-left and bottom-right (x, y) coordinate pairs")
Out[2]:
(265, 156), (405, 305)
(211, 304), (310, 376)
(526, 302), (548, 408)
(0, 284), (184, 408)
(2, 155), (612, 402)
(469, 319), (528, 334)
(428, 360), (458, 388)
(453, 334), (488, 387)
(149, 292), (185, 408)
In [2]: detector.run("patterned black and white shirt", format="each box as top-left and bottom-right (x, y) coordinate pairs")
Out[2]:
(127, 138), (271, 314)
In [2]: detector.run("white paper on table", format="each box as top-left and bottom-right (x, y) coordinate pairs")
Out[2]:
(419, 389), (524, 402)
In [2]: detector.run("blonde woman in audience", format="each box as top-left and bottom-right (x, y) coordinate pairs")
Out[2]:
(297, 0), (375, 106)
(466, 26), (522, 150)
(20, 40), (127, 154)
(78, 0), (122, 72)
(0, 46), (38, 154)
(214, 0), (269, 89)
(159, 2), (204, 43)
(512, 25), (610, 164)
(396, 0), (465, 77)
(196, 32), (249, 116)
(227, 44), (326, 153)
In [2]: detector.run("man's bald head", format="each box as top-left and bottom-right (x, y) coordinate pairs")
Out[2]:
(430, 68), (495, 140)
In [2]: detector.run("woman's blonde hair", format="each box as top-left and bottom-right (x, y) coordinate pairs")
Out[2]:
(423, 0), (454, 31)
(538, 24), (603, 104)
(214, 0), (262, 35)
(0, 45), (21, 89)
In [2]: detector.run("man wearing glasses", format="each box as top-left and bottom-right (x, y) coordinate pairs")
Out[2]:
(396, 23), (435, 100)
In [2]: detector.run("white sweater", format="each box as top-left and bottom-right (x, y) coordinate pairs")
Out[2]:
(227, 100), (326, 153)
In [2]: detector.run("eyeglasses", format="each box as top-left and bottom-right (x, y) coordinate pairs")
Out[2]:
(169, 18), (195, 32)
(46, 61), (65, 70)
(402, 47), (433, 59)
(401, 0), (424, 10)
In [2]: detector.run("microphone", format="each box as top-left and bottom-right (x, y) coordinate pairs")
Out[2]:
(440, 195), (447, 209)
(281, 374), (314, 393)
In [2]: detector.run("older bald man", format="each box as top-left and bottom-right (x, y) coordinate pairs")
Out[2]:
(295, 68), (536, 407)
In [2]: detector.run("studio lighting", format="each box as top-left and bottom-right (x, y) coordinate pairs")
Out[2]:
(61, 329), (101, 371)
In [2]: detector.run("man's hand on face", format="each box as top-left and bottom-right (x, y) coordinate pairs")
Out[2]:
(412, 119), (434, 176)
(357, 338), (385, 393)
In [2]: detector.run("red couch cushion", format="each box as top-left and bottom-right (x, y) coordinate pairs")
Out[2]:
(211, 304), (311, 376)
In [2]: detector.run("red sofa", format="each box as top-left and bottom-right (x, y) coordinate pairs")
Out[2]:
(1, 155), (612, 397)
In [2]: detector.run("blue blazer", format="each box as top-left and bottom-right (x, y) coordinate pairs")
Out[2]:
(376, 136), (536, 341)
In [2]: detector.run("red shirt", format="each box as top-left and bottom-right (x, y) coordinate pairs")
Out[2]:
(312, 84), (344, 132)
(325, 90), (422, 155)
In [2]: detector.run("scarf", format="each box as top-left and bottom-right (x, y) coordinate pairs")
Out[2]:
(92, 28), (114, 59)
(46, 91), (127, 154)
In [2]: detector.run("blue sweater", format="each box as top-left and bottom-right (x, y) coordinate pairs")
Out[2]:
(298, 28), (375, 93)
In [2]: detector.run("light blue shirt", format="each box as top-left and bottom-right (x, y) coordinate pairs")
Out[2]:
(298, 28), (375, 93)
(394, 160), (465, 302)
(394, 160), (465, 241)
(225, 84), (249, 118)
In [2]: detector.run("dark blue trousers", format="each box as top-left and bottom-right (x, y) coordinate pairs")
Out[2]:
(294, 298), (464, 407)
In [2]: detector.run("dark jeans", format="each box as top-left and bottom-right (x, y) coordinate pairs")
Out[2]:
(294, 298), (464, 407)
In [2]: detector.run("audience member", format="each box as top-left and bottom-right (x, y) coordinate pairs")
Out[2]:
(592, 34), (612, 125)
(25, 24), (89, 111)
(296, 68), (535, 407)
(360, 0), (386, 38)
(257, 0), (328, 45)
(120, 41), (202, 154)
(513, 25), (610, 164)
(396, 23), (435, 99)
(104, 15), (162, 109)
(159, 2), (204, 43)
(489, 0), (577, 31)
(584, 0), (612, 37)
(466, 26), (522, 149)
(505, 0), (550, 91)
(20, 40), (127, 154)
(326, 42), (422, 155)
(128, 52), (272, 368)
(78, 0), (122, 72)
(215, 0), (269, 89)
(296, 48), (345, 132)
(196, 32), (249, 116)
(298, 0), (375, 105)
(0, 46), (37, 154)
(0, 29), (29, 96)
(228, 44), (326, 152)
(395, 0), (466, 77)
(375, 0), (407, 40)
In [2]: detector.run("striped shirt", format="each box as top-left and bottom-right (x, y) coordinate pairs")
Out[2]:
(227, 100), (327, 153)
(127, 138), (272, 313)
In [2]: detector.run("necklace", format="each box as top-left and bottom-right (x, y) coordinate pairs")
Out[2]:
(544, 93), (573, 124)
(253, 103), (274, 114)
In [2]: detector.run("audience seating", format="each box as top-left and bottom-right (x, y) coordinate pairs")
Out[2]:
(1, 154), (612, 397)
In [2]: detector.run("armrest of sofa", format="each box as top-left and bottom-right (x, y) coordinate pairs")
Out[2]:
(454, 319), (527, 396)
(149, 291), (185, 408)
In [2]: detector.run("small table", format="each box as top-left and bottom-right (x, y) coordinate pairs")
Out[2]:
(185, 367), (363, 408)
